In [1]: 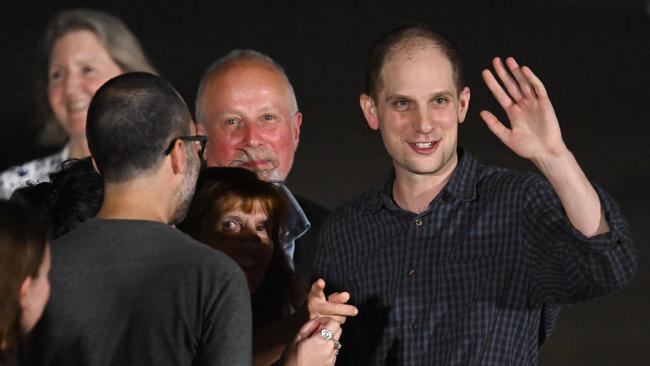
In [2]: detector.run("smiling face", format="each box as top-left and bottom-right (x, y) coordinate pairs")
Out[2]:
(361, 40), (470, 182)
(47, 30), (122, 143)
(207, 200), (274, 292)
(200, 61), (302, 182)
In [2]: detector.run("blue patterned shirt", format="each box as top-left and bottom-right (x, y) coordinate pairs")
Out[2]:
(314, 148), (637, 365)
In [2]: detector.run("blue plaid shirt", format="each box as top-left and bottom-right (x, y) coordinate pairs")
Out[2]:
(314, 148), (637, 365)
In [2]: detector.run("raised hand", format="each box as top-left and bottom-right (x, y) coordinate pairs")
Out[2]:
(481, 56), (608, 236)
(480, 57), (568, 163)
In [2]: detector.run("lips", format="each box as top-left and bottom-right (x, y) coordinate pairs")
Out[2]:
(67, 99), (89, 112)
(409, 139), (440, 154)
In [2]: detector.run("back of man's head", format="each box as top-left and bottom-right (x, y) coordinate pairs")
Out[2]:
(86, 72), (192, 183)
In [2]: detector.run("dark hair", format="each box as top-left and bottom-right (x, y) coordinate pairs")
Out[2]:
(365, 23), (464, 99)
(37, 8), (157, 146)
(178, 167), (306, 326)
(11, 158), (103, 239)
(0, 200), (48, 360)
(86, 72), (192, 183)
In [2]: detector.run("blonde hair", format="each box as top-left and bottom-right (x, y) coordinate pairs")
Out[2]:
(38, 9), (157, 145)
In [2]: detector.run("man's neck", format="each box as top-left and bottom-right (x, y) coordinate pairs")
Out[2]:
(96, 179), (172, 223)
(392, 156), (458, 214)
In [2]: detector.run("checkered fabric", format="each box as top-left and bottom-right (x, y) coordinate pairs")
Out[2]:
(314, 148), (637, 366)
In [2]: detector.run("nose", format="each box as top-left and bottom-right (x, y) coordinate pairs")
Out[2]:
(63, 72), (82, 95)
(239, 231), (267, 252)
(413, 105), (434, 134)
(242, 122), (262, 147)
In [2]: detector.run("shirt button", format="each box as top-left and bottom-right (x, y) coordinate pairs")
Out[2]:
(415, 218), (423, 226)
(408, 269), (416, 278)
(410, 323), (417, 332)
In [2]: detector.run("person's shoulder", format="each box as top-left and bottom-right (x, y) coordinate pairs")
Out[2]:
(0, 147), (69, 198)
(166, 226), (244, 274)
(326, 185), (383, 224)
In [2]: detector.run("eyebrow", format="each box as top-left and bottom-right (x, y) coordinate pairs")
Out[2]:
(384, 90), (454, 103)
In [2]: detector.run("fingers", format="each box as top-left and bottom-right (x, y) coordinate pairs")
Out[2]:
(296, 319), (321, 341)
(327, 291), (350, 304)
(521, 65), (548, 98)
(319, 317), (343, 340)
(482, 69), (513, 109)
(307, 279), (358, 324)
(313, 301), (358, 321)
(479, 110), (511, 146)
(493, 57), (523, 102)
(308, 279), (326, 300)
(485, 57), (545, 107)
(505, 57), (536, 99)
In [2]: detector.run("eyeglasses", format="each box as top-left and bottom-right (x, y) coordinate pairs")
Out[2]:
(164, 135), (207, 158)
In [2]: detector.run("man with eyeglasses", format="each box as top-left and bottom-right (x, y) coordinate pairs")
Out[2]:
(27, 73), (251, 366)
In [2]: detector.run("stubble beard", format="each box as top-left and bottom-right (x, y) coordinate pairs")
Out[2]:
(171, 150), (200, 224)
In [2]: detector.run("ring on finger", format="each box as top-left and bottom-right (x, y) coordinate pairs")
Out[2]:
(332, 339), (342, 350)
(320, 328), (333, 341)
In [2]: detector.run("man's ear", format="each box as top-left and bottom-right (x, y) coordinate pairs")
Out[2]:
(169, 140), (187, 175)
(458, 86), (471, 124)
(196, 123), (206, 135)
(360, 94), (380, 130)
(19, 276), (33, 309)
(292, 112), (302, 146)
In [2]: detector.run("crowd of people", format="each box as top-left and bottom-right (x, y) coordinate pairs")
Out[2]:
(0, 8), (637, 366)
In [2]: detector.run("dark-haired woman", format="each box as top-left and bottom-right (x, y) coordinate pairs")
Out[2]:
(0, 200), (51, 365)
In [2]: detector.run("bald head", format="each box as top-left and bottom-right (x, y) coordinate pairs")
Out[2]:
(365, 24), (464, 99)
(195, 50), (303, 182)
(195, 50), (298, 123)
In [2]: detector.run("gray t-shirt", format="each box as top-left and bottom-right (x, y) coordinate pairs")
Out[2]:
(26, 218), (251, 366)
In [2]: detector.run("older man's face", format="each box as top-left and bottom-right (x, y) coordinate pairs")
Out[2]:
(200, 62), (302, 182)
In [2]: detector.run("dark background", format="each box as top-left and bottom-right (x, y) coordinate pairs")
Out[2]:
(1, 1), (648, 364)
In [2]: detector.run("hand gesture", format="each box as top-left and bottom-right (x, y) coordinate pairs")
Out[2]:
(480, 57), (568, 163)
(306, 279), (358, 324)
(281, 317), (342, 366)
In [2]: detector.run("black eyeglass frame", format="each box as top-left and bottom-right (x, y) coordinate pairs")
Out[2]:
(164, 135), (208, 157)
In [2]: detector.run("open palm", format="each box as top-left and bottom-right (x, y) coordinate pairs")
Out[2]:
(480, 57), (567, 161)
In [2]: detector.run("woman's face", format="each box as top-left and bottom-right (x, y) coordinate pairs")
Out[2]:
(209, 201), (274, 293)
(47, 30), (122, 142)
(20, 244), (51, 334)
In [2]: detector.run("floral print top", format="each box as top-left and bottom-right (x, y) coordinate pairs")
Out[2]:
(0, 145), (69, 198)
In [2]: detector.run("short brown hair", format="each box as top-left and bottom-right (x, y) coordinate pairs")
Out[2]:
(365, 23), (464, 99)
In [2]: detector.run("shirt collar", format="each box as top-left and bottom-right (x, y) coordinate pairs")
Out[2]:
(363, 147), (478, 214)
(277, 183), (311, 243)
